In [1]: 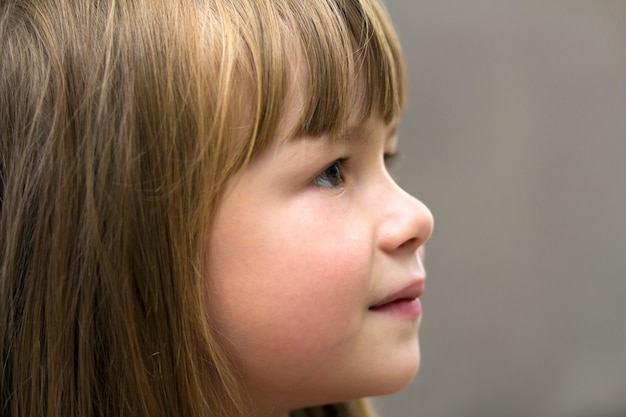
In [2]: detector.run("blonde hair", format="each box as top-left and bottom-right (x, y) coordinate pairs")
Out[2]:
(0, 0), (406, 416)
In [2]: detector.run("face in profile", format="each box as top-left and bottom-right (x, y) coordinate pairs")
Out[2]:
(206, 84), (433, 415)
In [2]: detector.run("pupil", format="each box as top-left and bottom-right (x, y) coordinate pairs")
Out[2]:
(327, 164), (340, 182)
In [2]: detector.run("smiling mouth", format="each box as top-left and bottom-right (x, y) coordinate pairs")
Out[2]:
(368, 297), (422, 316)
(368, 280), (424, 317)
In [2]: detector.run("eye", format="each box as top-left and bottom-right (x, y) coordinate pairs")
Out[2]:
(383, 152), (401, 181)
(384, 152), (399, 173)
(384, 152), (398, 168)
(312, 158), (348, 188)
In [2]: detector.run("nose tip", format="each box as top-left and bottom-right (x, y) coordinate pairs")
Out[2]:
(378, 187), (434, 254)
(408, 199), (434, 250)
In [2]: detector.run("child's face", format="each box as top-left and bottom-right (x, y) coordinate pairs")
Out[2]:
(206, 106), (433, 414)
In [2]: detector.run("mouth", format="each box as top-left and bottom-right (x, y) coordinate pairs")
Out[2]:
(368, 280), (424, 317)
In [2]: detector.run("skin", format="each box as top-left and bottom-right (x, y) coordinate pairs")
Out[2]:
(206, 89), (433, 416)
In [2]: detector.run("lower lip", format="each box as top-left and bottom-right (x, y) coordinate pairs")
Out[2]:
(369, 298), (422, 317)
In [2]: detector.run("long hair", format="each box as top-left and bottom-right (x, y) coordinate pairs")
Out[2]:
(0, 1), (406, 416)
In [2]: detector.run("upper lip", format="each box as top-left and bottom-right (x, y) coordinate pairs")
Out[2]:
(369, 278), (425, 309)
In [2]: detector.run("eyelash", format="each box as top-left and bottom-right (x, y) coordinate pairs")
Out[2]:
(311, 158), (349, 188)
(384, 152), (398, 168)
(311, 152), (398, 189)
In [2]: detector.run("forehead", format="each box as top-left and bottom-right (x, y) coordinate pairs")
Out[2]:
(270, 0), (405, 135)
(275, 47), (399, 144)
(219, 0), (406, 161)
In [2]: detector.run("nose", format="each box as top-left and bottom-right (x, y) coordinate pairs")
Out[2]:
(376, 180), (434, 255)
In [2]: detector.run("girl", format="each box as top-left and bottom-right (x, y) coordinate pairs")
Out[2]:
(0, 0), (433, 416)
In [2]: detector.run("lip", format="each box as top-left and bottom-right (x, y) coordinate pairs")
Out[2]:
(368, 279), (425, 317)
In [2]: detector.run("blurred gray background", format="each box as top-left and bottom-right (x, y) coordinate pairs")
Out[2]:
(373, 1), (626, 417)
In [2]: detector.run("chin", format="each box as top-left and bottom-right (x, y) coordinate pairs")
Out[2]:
(382, 366), (420, 395)
(373, 349), (421, 395)
(362, 351), (420, 397)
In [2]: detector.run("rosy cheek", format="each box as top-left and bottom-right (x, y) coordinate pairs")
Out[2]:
(280, 232), (370, 329)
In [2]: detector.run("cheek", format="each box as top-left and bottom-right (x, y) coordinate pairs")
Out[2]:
(207, 200), (373, 373)
(272, 232), (369, 337)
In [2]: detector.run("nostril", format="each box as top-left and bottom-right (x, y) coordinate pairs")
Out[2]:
(398, 237), (419, 251)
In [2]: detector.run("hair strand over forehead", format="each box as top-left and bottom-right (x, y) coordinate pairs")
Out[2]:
(235, 0), (407, 147)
